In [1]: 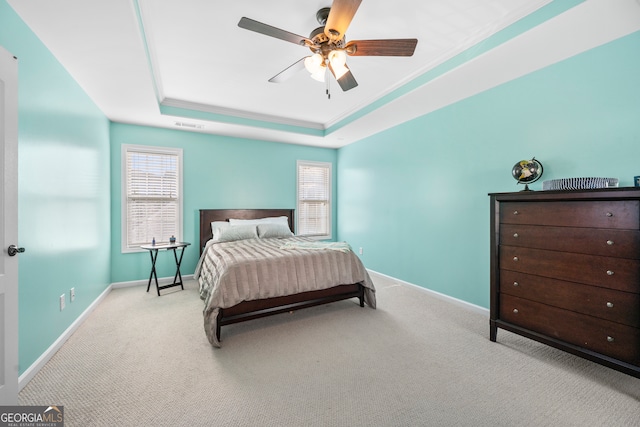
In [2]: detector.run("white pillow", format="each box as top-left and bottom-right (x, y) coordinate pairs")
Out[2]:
(228, 216), (289, 227)
(257, 223), (293, 239)
(211, 221), (230, 237)
(212, 224), (258, 243)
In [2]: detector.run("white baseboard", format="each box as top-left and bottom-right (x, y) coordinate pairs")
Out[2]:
(366, 269), (489, 316)
(18, 274), (194, 391)
(18, 284), (113, 391)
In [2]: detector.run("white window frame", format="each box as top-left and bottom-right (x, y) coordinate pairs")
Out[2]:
(296, 160), (332, 240)
(121, 144), (183, 253)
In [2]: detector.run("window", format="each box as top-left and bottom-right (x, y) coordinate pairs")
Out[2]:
(297, 160), (331, 239)
(122, 145), (183, 252)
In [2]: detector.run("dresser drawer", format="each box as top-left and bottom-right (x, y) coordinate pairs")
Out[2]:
(500, 246), (640, 293)
(500, 224), (640, 259)
(500, 201), (639, 229)
(500, 294), (640, 366)
(499, 270), (640, 327)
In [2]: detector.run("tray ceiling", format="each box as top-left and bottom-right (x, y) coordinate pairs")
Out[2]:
(7, 0), (640, 147)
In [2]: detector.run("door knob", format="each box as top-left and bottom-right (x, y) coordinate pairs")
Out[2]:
(8, 245), (25, 256)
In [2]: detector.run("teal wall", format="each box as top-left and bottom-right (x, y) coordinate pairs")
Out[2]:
(109, 123), (337, 283)
(337, 31), (640, 308)
(1, 1), (111, 375)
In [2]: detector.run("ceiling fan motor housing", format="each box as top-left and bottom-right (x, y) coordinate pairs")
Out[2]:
(309, 26), (329, 45)
(309, 26), (345, 56)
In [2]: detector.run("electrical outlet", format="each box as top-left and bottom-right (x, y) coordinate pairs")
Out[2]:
(359, 247), (363, 255)
(70, 288), (75, 302)
(60, 294), (65, 311)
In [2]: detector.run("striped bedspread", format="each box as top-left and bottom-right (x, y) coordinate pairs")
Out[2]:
(194, 236), (376, 346)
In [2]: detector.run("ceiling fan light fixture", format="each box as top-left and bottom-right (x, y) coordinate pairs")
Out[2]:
(305, 53), (327, 82)
(304, 53), (324, 73)
(310, 65), (327, 82)
(328, 49), (348, 79)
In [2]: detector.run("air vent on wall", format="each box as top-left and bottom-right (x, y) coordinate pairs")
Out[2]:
(174, 121), (205, 129)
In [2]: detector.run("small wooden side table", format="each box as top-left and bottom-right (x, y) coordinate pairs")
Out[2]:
(140, 242), (191, 296)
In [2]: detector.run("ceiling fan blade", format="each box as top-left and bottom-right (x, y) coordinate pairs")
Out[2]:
(337, 69), (358, 91)
(329, 63), (358, 91)
(345, 39), (418, 56)
(268, 58), (306, 83)
(324, 0), (362, 42)
(238, 17), (311, 46)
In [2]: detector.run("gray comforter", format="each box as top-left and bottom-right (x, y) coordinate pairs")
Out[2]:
(194, 236), (376, 346)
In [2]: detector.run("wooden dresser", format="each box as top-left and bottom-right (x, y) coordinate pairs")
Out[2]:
(489, 188), (640, 378)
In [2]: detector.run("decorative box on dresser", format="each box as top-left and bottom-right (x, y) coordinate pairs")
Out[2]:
(489, 188), (640, 378)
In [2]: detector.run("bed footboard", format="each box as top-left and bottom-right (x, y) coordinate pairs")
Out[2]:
(215, 283), (364, 342)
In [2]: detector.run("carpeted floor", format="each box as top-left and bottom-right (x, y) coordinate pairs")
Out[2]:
(19, 273), (640, 426)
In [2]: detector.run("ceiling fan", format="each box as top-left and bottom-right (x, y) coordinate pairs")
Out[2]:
(238, 0), (418, 94)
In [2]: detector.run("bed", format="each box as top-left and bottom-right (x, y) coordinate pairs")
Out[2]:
(194, 209), (376, 346)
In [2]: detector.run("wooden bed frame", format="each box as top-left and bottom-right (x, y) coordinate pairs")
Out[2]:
(199, 209), (365, 342)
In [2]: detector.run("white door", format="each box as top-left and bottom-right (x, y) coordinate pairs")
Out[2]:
(0, 46), (19, 404)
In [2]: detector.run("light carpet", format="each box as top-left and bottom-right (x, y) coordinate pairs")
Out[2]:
(19, 274), (640, 426)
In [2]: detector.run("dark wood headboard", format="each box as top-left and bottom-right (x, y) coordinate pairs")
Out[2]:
(199, 209), (295, 254)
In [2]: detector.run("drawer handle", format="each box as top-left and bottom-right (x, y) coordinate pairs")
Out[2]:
(606, 270), (614, 276)
(513, 256), (519, 262)
(606, 302), (614, 308)
(606, 240), (614, 246)
(513, 281), (519, 287)
(607, 336), (615, 343)
(513, 308), (519, 314)
(605, 212), (613, 217)
(513, 210), (519, 215)
(513, 233), (519, 238)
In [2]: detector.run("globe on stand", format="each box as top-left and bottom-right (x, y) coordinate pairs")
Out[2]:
(512, 158), (543, 191)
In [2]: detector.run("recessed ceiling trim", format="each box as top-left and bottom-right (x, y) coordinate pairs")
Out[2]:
(140, 0), (553, 138)
(160, 97), (326, 132)
(159, 104), (325, 138)
(124, 0), (560, 142)
(155, 0), (566, 142)
(134, 0), (165, 103)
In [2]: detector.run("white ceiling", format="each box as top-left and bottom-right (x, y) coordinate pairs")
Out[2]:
(7, 0), (640, 148)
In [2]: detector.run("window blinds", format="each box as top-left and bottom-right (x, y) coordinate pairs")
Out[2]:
(297, 162), (331, 237)
(125, 148), (180, 247)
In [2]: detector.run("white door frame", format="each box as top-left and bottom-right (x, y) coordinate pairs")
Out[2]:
(0, 45), (19, 405)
